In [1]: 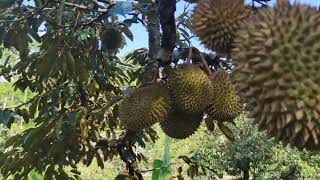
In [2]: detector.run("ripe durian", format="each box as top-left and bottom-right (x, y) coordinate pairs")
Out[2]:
(191, 0), (251, 54)
(232, 2), (320, 150)
(207, 72), (243, 122)
(204, 117), (215, 132)
(168, 64), (212, 114)
(160, 110), (202, 139)
(118, 84), (171, 130)
(100, 27), (123, 50)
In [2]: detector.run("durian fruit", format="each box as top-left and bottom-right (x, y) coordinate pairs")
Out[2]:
(191, 0), (251, 54)
(100, 27), (123, 50)
(114, 173), (133, 180)
(207, 72), (243, 122)
(232, 2), (320, 150)
(118, 84), (171, 130)
(204, 117), (215, 132)
(160, 110), (202, 139)
(168, 64), (212, 114)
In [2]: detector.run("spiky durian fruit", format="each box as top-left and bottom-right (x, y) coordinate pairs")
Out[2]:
(168, 64), (212, 114)
(204, 117), (215, 132)
(118, 84), (171, 130)
(191, 0), (251, 54)
(160, 110), (202, 139)
(207, 72), (243, 122)
(100, 27), (123, 50)
(114, 173), (133, 180)
(232, 2), (320, 150)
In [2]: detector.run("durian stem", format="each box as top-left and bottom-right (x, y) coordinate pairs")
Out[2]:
(187, 47), (193, 64)
(277, 0), (288, 5)
(198, 50), (213, 76)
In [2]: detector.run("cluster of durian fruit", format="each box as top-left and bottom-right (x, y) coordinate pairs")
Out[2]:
(118, 64), (243, 139)
(192, 0), (320, 150)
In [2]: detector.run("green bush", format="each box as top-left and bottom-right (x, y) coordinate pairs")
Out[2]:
(196, 115), (320, 179)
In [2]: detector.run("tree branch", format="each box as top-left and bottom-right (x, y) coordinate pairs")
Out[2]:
(157, 0), (176, 64)
(172, 47), (233, 70)
(143, 2), (161, 84)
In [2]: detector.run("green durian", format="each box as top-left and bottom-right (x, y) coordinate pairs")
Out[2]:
(168, 64), (212, 114)
(118, 84), (171, 130)
(160, 110), (202, 139)
(232, 2), (320, 150)
(207, 72), (243, 122)
(191, 0), (251, 54)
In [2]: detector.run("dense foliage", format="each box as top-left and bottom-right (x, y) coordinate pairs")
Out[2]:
(195, 115), (320, 179)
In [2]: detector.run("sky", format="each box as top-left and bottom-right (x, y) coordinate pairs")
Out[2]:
(114, 0), (320, 55)
(19, 0), (320, 56)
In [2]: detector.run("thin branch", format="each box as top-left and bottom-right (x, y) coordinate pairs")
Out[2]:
(62, 1), (111, 12)
(0, 1), (49, 23)
(80, 3), (114, 27)
(171, 47), (233, 70)
(198, 51), (213, 76)
(57, 0), (65, 26)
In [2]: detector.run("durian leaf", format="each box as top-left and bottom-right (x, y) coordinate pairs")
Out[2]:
(217, 122), (235, 142)
(96, 152), (104, 169)
(121, 26), (133, 41)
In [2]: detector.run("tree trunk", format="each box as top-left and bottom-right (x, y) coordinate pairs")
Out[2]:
(143, 1), (161, 84)
(243, 169), (249, 180)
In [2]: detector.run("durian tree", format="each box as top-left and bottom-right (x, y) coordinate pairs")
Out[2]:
(0, 0), (233, 179)
(1, 0), (319, 179)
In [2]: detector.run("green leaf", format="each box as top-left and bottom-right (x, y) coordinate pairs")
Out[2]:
(29, 96), (40, 119)
(217, 122), (236, 142)
(5, 135), (18, 148)
(0, 109), (15, 128)
(79, 32), (89, 41)
(121, 26), (133, 41)
(96, 152), (104, 169)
